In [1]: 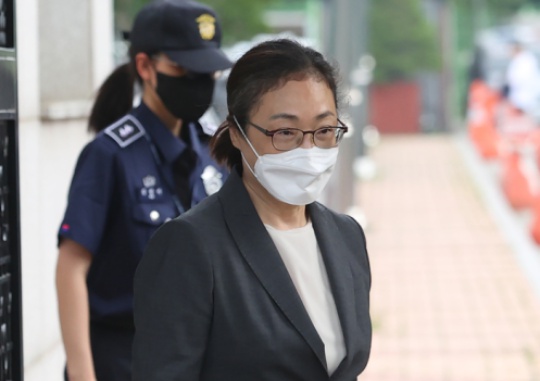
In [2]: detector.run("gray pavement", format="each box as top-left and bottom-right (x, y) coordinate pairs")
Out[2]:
(358, 133), (540, 381)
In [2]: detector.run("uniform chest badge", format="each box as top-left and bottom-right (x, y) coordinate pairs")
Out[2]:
(143, 175), (156, 188)
(139, 175), (163, 201)
(201, 165), (223, 195)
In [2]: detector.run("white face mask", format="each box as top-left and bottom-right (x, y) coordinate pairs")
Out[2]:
(234, 117), (339, 205)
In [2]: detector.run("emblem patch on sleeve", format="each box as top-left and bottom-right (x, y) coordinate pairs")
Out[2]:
(104, 115), (146, 148)
(201, 165), (223, 195)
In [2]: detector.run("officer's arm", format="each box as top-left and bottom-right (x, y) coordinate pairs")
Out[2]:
(56, 238), (97, 381)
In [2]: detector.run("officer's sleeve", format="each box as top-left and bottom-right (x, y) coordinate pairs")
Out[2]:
(58, 140), (116, 255)
(132, 218), (213, 381)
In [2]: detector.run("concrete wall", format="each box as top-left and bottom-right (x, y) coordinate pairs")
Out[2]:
(20, 119), (91, 381)
(16, 0), (113, 379)
(37, 0), (113, 120)
(16, 0), (40, 121)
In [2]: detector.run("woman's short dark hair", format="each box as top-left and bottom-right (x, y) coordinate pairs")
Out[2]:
(210, 39), (342, 169)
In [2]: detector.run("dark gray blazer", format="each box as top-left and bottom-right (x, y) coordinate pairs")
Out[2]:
(132, 168), (372, 381)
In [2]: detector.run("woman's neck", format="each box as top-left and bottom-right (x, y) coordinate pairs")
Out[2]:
(242, 175), (308, 230)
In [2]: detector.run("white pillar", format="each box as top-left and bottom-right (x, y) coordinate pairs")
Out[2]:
(38, 0), (114, 120)
(91, 0), (114, 91)
(16, 0), (40, 121)
(17, 1), (114, 379)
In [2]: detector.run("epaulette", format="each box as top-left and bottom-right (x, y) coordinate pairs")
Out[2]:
(104, 115), (145, 148)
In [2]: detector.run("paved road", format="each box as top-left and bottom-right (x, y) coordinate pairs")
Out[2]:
(359, 134), (540, 381)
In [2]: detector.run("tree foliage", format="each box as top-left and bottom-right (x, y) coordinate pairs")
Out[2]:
(369, 0), (440, 83)
(114, 0), (273, 46)
(452, 0), (525, 17)
(198, 0), (274, 45)
(114, 0), (148, 34)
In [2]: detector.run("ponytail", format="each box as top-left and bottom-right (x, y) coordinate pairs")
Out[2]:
(210, 116), (242, 170)
(88, 63), (135, 133)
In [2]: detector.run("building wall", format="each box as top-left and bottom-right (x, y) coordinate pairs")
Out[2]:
(20, 119), (91, 381)
(16, 0), (40, 121)
(37, 0), (113, 120)
(16, 1), (113, 379)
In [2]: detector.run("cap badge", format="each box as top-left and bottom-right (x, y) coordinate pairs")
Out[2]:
(196, 14), (216, 40)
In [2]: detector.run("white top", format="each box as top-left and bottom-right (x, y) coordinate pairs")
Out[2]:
(265, 222), (346, 374)
(506, 49), (540, 113)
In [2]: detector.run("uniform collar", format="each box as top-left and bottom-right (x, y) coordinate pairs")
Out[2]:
(132, 102), (187, 164)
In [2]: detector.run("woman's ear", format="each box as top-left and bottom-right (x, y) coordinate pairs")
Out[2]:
(135, 53), (154, 84)
(229, 123), (243, 150)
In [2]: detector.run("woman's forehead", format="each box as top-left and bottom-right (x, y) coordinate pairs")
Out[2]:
(251, 77), (336, 120)
(250, 76), (336, 116)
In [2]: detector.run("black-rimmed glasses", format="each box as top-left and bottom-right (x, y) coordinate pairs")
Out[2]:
(247, 120), (348, 151)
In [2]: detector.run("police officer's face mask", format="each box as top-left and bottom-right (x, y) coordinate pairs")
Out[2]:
(155, 71), (215, 123)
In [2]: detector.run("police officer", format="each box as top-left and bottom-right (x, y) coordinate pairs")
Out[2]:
(55, 1), (232, 380)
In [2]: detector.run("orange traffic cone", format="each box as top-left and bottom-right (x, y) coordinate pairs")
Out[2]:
(467, 81), (486, 146)
(466, 80), (500, 159)
(477, 121), (499, 159)
(501, 150), (534, 209)
(529, 130), (540, 170)
(530, 194), (540, 244)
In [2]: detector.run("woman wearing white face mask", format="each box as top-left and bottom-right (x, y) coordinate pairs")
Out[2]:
(132, 39), (372, 381)
(231, 114), (342, 206)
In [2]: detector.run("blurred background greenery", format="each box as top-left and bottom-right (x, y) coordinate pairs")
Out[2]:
(113, 0), (540, 124)
(114, 0), (275, 44)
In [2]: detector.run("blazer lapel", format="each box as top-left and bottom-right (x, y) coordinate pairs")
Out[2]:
(309, 203), (357, 378)
(218, 170), (327, 371)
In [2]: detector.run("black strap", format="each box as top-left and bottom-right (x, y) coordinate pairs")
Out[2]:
(172, 147), (197, 210)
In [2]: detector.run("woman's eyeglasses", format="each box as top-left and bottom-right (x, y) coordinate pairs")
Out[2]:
(247, 120), (348, 151)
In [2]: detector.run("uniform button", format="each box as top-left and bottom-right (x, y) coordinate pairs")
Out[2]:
(149, 210), (160, 221)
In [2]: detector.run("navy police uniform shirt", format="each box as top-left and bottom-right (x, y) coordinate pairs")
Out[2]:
(58, 103), (228, 326)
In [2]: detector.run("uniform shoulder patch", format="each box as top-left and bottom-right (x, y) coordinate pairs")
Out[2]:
(104, 115), (146, 148)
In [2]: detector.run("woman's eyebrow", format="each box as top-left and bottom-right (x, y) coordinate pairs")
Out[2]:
(315, 111), (336, 120)
(268, 111), (336, 121)
(268, 113), (298, 121)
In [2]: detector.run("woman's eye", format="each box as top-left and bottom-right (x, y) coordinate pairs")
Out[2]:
(275, 129), (296, 137)
(317, 128), (332, 135)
